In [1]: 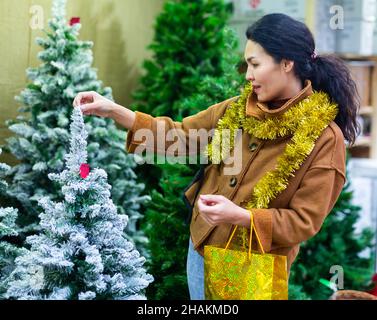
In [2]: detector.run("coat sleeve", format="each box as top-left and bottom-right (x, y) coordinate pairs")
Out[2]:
(126, 97), (238, 156)
(251, 125), (347, 252)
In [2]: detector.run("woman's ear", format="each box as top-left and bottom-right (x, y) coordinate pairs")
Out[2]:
(281, 59), (294, 73)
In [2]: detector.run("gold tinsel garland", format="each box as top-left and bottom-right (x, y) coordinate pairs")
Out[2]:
(204, 82), (339, 213)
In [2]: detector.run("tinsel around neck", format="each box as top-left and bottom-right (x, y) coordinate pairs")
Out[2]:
(204, 82), (339, 210)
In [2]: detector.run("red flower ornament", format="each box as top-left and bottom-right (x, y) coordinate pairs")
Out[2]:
(69, 17), (81, 26)
(80, 164), (90, 179)
(250, 0), (261, 9)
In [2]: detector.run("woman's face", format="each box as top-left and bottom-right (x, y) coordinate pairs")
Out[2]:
(244, 40), (294, 103)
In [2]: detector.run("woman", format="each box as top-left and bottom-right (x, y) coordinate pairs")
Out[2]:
(73, 14), (358, 300)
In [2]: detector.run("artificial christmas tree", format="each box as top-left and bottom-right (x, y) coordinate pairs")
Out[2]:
(133, 0), (236, 119)
(5, 108), (153, 300)
(132, 0), (244, 299)
(132, 0), (241, 189)
(0, 149), (25, 298)
(0, 0), (149, 255)
(289, 158), (375, 300)
(144, 43), (244, 300)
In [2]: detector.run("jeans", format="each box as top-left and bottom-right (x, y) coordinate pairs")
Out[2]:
(186, 237), (205, 300)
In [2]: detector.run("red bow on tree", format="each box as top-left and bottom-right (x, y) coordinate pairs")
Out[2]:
(80, 164), (90, 179)
(69, 17), (81, 26)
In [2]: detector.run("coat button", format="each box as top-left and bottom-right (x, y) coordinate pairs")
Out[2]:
(249, 142), (258, 152)
(230, 177), (237, 187)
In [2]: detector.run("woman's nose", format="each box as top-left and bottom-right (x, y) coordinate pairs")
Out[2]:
(245, 67), (255, 81)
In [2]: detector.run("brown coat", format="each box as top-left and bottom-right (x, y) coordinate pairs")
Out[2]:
(126, 80), (346, 273)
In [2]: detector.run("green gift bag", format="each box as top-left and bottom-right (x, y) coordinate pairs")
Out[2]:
(204, 210), (288, 300)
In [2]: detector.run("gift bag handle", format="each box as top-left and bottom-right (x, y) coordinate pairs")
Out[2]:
(225, 210), (265, 258)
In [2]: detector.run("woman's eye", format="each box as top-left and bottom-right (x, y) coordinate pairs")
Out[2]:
(252, 64), (259, 67)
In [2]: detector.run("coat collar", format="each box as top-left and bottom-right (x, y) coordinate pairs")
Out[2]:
(246, 80), (313, 120)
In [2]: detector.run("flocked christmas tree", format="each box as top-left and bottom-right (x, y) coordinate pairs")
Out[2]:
(5, 108), (153, 300)
(289, 157), (375, 300)
(0, 149), (26, 298)
(1, 0), (149, 254)
(132, 0), (244, 299)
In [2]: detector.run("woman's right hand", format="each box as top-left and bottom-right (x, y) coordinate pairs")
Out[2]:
(72, 91), (116, 118)
(72, 91), (136, 130)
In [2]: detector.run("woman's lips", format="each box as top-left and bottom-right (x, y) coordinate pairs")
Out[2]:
(254, 85), (261, 93)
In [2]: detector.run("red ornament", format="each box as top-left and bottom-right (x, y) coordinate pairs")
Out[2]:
(250, 0), (261, 9)
(369, 273), (377, 296)
(80, 164), (90, 179)
(69, 17), (81, 26)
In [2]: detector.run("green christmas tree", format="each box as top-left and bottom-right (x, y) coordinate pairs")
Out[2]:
(0, 0), (149, 255)
(132, 0), (244, 299)
(132, 0), (241, 190)
(289, 157), (375, 300)
(133, 0), (236, 118)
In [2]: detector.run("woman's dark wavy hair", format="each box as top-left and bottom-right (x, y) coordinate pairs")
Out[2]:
(246, 13), (360, 146)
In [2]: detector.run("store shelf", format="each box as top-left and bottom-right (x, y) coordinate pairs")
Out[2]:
(360, 106), (374, 116)
(354, 135), (372, 147)
(344, 57), (377, 159)
(337, 54), (377, 61)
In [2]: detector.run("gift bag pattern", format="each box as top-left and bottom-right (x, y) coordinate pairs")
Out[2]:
(204, 211), (288, 300)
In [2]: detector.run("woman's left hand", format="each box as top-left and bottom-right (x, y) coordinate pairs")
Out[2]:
(197, 194), (247, 226)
